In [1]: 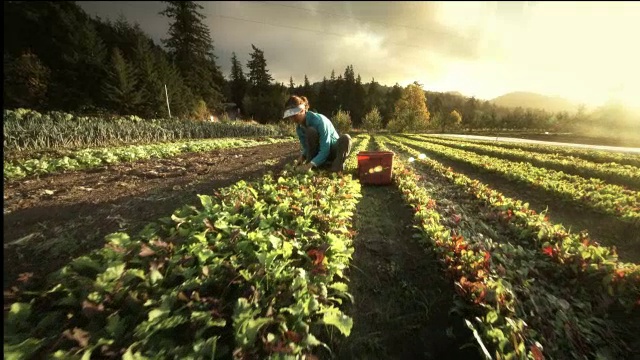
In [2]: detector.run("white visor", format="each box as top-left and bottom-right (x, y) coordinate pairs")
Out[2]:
(283, 104), (305, 119)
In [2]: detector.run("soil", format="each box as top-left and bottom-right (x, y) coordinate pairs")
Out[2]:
(329, 185), (482, 360)
(319, 139), (483, 360)
(3, 142), (298, 289)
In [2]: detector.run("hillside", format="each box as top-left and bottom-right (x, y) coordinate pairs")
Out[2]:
(490, 91), (579, 113)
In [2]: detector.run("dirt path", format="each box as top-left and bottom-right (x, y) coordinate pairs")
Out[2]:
(329, 165), (481, 358)
(393, 139), (640, 264)
(3, 142), (297, 289)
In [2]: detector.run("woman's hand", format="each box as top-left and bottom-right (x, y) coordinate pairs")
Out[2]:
(296, 162), (314, 173)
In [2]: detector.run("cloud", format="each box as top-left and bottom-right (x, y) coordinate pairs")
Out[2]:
(78, 1), (486, 85)
(76, 1), (640, 108)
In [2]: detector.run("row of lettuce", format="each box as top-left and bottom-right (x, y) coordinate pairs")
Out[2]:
(378, 135), (640, 360)
(411, 134), (640, 189)
(4, 136), (370, 359)
(428, 134), (640, 168)
(4, 108), (289, 154)
(393, 135), (640, 224)
(3, 137), (295, 180)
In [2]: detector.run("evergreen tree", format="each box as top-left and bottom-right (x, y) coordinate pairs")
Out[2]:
(244, 44), (283, 123)
(341, 65), (355, 118)
(23, 2), (109, 111)
(317, 77), (331, 115)
(160, 1), (224, 112)
(328, 69), (338, 114)
(288, 76), (295, 94)
(155, 51), (195, 118)
(102, 47), (142, 115)
(3, 51), (51, 110)
(229, 52), (247, 113)
(302, 74), (315, 107)
(335, 74), (344, 113)
(352, 74), (366, 127)
(366, 77), (382, 113)
(132, 35), (164, 118)
(362, 106), (382, 133)
(303, 75), (311, 94)
(246, 44), (274, 96)
(383, 83), (403, 128)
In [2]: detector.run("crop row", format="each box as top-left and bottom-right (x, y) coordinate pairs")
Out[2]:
(392, 135), (640, 223)
(411, 134), (640, 189)
(3, 108), (286, 153)
(428, 135), (640, 168)
(377, 136), (640, 359)
(4, 137), (294, 180)
(4, 141), (367, 358)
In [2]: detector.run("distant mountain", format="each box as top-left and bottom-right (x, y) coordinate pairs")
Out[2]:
(490, 91), (579, 113)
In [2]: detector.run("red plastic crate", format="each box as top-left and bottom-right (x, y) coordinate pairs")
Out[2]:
(356, 151), (394, 185)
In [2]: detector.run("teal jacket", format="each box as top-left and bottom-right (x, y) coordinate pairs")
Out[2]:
(296, 111), (340, 167)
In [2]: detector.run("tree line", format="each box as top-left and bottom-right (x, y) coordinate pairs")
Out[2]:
(4, 1), (638, 137)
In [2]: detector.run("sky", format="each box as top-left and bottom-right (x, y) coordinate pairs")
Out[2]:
(77, 1), (640, 109)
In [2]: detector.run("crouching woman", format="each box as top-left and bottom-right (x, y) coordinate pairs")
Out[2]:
(283, 95), (352, 173)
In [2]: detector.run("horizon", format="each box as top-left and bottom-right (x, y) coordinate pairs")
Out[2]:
(77, 1), (640, 110)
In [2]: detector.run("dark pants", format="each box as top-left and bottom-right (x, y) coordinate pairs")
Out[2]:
(306, 128), (352, 172)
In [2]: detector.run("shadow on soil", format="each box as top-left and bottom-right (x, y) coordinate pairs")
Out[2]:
(323, 184), (483, 360)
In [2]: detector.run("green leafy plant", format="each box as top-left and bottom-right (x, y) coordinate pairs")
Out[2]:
(4, 137), (294, 180)
(4, 163), (364, 358)
(331, 110), (352, 135)
(393, 135), (640, 223)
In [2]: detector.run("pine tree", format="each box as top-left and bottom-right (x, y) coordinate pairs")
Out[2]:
(230, 52), (247, 113)
(3, 51), (51, 110)
(132, 35), (164, 118)
(29, 2), (109, 111)
(155, 50), (194, 118)
(244, 44), (283, 123)
(366, 77), (382, 113)
(335, 74), (344, 112)
(302, 74), (315, 107)
(362, 106), (382, 133)
(341, 65), (355, 119)
(352, 74), (366, 127)
(160, 1), (224, 112)
(102, 47), (142, 115)
(303, 75), (311, 94)
(383, 83), (403, 128)
(317, 77), (330, 115)
(288, 76), (295, 93)
(246, 44), (274, 96)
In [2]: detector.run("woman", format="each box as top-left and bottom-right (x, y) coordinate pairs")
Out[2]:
(283, 95), (352, 173)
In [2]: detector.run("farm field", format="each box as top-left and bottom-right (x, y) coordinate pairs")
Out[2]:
(6, 1), (640, 358)
(4, 126), (640, 359)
